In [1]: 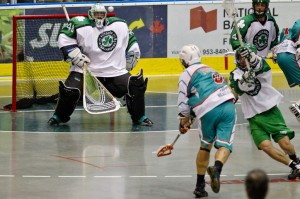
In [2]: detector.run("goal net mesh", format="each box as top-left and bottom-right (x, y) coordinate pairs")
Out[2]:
(6, 14), (78, 111)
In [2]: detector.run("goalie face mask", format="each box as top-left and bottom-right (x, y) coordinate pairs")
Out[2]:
(88, 3), (107, 29)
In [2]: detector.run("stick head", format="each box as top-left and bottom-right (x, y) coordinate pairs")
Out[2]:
(223, 0), (237, 17)
(156, 144), (174, 157)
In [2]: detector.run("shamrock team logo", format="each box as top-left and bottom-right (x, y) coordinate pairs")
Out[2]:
(253, 29), (269, 51)
(98, 30), (117, 52)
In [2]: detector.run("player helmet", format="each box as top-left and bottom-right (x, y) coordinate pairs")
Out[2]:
(235, 43), (257, 69)
(88, 3), (107, 28)
(252, 0), (270, 18)
(179, 44), (201, 68)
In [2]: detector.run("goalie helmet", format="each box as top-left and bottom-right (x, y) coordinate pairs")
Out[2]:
(88, 3), (107, 29)
(252, 0), (270, 18)
(179, 44), (201, 68)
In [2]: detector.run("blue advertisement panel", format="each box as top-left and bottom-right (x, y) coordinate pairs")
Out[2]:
(25, 5), (167, 59)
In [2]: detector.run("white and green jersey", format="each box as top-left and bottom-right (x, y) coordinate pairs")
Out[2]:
(230, 13), (279, 58)
(58, 16), (140, 77)
(229, 58), (282, 119)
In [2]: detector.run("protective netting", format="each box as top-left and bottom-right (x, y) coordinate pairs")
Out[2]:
(6, 15), (71, 111)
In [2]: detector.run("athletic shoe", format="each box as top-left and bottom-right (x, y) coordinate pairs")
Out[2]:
(48, 115), (61, 126)
(207, 166), (220, 193)
(193, 182), (208, 198)
(288, 167), (300, 180)
(289, 103), (300, 122)
(133, 116), (153, 126)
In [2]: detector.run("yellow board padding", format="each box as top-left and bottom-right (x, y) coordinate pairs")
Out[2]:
(0, 56), (282, 77)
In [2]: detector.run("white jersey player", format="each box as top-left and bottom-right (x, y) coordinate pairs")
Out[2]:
(229, 43), (300, 180)
(230, 0), (279, 58)
(48, 3), (153, 127)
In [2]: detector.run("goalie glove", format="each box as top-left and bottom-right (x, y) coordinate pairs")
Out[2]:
(68, 47), (90, 68)
(178, 113), (195, 134)
(126, 51), (140, 71)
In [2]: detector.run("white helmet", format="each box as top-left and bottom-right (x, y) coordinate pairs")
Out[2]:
(179, 44), (201, 68)
(88, 3), (107, 29)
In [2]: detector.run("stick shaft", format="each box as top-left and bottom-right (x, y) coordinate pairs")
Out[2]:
(62, 4), (70, 21)
(171, 134), (180, 146)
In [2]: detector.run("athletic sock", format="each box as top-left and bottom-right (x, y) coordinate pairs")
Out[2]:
(214, 160), (223, 173)
(289, 154), (298, 163)
(196, 174), (205, 187)
(288, 160), (299, 170)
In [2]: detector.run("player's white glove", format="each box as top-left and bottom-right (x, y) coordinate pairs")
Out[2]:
(68, 47), (90, 68)
(241, 69), (255, 84)
(296, 40), (300, 60)
(126, 51), (140, 71)
(178, 113), (195, 134)
(239, 46), (257, 64)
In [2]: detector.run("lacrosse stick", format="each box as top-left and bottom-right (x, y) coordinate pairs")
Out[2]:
(83, 63), (121, 114)
(157, 115), (195, 157)
(62, 5), (121, 114)
(223, 0), (251, 71)
(156, 134), (181, 157)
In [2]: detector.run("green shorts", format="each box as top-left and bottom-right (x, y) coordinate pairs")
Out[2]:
(248, 106), (294, 149)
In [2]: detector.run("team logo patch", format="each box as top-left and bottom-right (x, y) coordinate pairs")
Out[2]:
(245, 78), (261, 96)
(98, 30), (117, 52)
(253, 29), (269, 51)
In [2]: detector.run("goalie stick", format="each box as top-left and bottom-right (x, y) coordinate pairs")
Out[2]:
(62, 4), (121, 114)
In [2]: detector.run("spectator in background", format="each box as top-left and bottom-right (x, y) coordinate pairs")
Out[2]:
(245, 169), (269, 199)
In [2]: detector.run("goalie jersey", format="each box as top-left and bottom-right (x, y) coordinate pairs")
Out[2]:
(177, 64), (235, 118)
(230, 13), (279, 58)
(58, 16), (139, 77)
(229, 59), (282, 119)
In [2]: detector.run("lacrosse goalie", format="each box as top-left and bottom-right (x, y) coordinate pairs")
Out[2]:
(229, 43), (300, 180)
(177, 44), (237, 197)
(48, 3), (153, 126)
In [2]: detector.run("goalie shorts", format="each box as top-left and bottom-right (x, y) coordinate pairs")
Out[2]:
(198, 101), (236, 152)
(277, 52), (300, 87)
(248, 106), (295, 150)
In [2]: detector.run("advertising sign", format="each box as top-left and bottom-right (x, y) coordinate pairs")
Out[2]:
(168, 2), (300, 57)
(25, 5), (167, 59)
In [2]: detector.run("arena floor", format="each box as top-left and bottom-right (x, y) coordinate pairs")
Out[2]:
(0, 74), (300, 199)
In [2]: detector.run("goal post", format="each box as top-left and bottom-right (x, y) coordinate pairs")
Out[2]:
(9, 13), (117, 112)
(10, 14), (82, 112)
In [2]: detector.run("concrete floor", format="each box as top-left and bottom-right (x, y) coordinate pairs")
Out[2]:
(0, 74), (300, 199)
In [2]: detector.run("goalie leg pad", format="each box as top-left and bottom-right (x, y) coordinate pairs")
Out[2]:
(127, 69), (148, 98)
(54, 79), (81, 123)
(126, 69), (148, 122)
